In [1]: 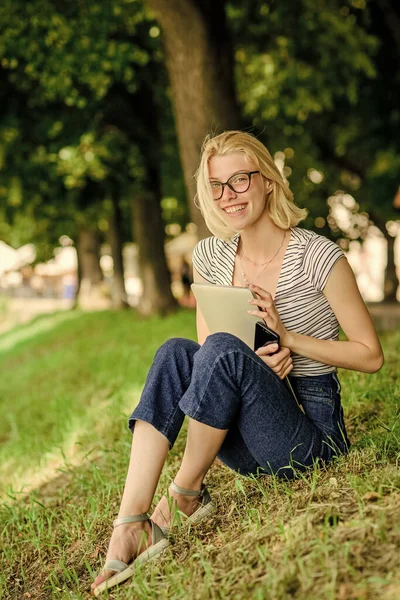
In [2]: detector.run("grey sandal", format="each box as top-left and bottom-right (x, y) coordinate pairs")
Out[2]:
(92, 513), (169, 597)
(159, 481), (215, 535)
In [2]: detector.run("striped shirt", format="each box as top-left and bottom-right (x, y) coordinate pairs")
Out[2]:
(192, 227), (345, 376)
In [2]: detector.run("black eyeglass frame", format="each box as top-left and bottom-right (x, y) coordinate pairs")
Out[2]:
(210, 171), (260, 201)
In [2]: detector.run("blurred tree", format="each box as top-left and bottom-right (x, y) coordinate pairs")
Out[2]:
(227, 0), (400, 300)
(0, 0), (178, 312)
(143, 0), (243, 237)
(1, 0), (399, 305)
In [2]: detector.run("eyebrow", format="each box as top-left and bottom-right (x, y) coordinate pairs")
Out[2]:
(209, 170), (247, 181)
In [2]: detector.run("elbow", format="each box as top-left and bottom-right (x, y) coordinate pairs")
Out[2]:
(366, 350), (384, 374)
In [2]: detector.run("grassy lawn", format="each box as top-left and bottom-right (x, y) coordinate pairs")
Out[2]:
(0, 309), (399, 600)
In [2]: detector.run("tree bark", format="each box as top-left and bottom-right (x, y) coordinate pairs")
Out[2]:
(72, 236), (82, 310)
(103, 81), (178, 316)
(375, 0), (400, 61)
(108, 193), (128, 309)
(369, 212), (399, 302)
(144, 0), (242, 238)
(132, 189), (177, 316)
(383, 231), (399, 302)
(76, 227), (107, 308)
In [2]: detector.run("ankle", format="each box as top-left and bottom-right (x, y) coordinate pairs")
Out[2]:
(172, 476), (203, 493)
(117, 506), (150, 519)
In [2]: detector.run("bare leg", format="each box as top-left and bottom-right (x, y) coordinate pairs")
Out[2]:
(176, 419), (228, 488)
(151, 419), (228, 528)
(91, 420), (168, 590)
(93, 419), (228, 590)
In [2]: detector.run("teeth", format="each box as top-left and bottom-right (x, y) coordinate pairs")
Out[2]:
(225, 204), (246, 214)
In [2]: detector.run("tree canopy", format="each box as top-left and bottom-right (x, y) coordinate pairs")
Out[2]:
(0, 0), (399, 302)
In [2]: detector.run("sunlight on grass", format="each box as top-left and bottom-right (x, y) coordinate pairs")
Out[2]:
(0, 310), (81, 353)
(0, 311), (399, 600)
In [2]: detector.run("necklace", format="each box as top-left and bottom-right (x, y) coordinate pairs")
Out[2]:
(241, 250), (274, 267)
(239, 231), (286, 287)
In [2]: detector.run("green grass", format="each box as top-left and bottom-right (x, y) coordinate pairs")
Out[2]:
(0, 310), (399, 600)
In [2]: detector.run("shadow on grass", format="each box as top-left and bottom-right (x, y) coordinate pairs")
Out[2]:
(1, 321), (399, 599)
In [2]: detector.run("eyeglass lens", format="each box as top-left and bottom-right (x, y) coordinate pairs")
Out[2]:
(211, 173), (251, 200)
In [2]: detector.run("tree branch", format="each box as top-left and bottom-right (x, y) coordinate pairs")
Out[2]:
(314, 136), (366, 180)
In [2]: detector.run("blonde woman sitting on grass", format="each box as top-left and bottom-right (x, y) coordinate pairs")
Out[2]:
(92, 131), (383, 596)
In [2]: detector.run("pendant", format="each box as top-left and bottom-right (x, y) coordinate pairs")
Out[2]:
(241, 270), (251, 287)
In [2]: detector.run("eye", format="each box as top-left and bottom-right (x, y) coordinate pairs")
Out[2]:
(210, 181), (222, 190)
(231, 175), (247, 184)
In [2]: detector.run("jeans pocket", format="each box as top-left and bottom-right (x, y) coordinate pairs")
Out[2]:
(300, 390), (335, 431)
(332, 372), (342, 394)
(292, 375), (348, 455)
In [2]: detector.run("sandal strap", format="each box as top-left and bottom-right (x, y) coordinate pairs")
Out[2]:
(113, 513), (149, 528)
(102, 559), (128, 574)
(170, 481), (205, 497)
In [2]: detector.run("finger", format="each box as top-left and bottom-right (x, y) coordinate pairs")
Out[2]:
(248, 309), (270, 320)
(248, 298), (273, 311)
(279, 353), (292, 369)
(257, 353), (278, 368)
(260, 356), (290, 376)
(256, 348), (291, 370)
(255, 343), (279, 356)
(268, 354), (285, 369)
(280, 363), (293, 379)
(256, 348), (289, 368)
(249, 284), (272, 300)
(277, 356), (293, 377)
(269, 354), (292, 374)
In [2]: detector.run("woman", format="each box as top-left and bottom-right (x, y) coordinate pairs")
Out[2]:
(91, 131), (383, 595)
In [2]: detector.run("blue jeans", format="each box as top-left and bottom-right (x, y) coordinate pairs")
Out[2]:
(129, 333), (350, 478)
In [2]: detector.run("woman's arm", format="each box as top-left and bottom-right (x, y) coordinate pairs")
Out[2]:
(248, 258), (384, 374)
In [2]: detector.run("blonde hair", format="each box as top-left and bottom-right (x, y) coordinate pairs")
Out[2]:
(195, 130), (307, 240)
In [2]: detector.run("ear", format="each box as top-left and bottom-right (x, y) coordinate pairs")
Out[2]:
(265, 180), (274, 194)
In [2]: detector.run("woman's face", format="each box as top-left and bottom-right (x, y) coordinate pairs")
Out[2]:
(208, 153), (270, 230)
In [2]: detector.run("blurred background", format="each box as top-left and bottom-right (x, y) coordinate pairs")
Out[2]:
(0, 0), (399, 333)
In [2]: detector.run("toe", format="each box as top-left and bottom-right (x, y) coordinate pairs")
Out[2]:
(91, 569), (114, 590)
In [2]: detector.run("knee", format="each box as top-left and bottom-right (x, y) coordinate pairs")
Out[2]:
(155, 337), (199, 363)
(202, 332), (248, 356)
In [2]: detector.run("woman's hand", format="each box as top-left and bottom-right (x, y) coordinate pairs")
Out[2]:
(247, 283), (289, 346)
(255, 344), (293, 379)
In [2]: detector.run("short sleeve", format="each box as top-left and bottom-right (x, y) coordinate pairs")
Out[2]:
(304, 234), (345, 292)
(192, 237), (216, 284)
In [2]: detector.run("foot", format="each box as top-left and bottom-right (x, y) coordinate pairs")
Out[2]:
(150, 485), (202, 530)
(91, 520), (152, 592)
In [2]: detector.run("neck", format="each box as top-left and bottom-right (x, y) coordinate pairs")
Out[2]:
(239, 218), (285, 261)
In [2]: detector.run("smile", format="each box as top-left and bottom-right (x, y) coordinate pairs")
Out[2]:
(224, 204), (247, 215)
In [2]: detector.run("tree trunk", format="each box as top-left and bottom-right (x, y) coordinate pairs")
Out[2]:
(102, 80), (178, 316)
(383, 230), (399, 302)
(76, 227), (107, 309)
(72, 236), (82, 310)
(370, 212), (399, 302)
(375, 0), (400, 61)
(108, 193), (128, 309)
(132, 190), (177, 316)
(144, 0), (242, 238)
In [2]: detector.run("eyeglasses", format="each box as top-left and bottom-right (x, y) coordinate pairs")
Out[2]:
(210, 171), (260, 201)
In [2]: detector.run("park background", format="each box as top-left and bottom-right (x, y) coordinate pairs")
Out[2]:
(0, 1), (399, 599)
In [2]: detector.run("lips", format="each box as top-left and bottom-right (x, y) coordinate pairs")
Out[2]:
(223, 203), (247, 215)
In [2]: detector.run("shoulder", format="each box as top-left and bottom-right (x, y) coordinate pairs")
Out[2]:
(192, 236), (219, 267)
(193, 235), (237, 262)
(293, 228), (345, 291)
(192, 236), (220, 283)
(192, 235), (238, 283)
(291, 227), (342, 255)
(193, 236), (219, 254)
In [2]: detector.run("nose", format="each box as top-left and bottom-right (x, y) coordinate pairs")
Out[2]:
(222, 183), (237, 201)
